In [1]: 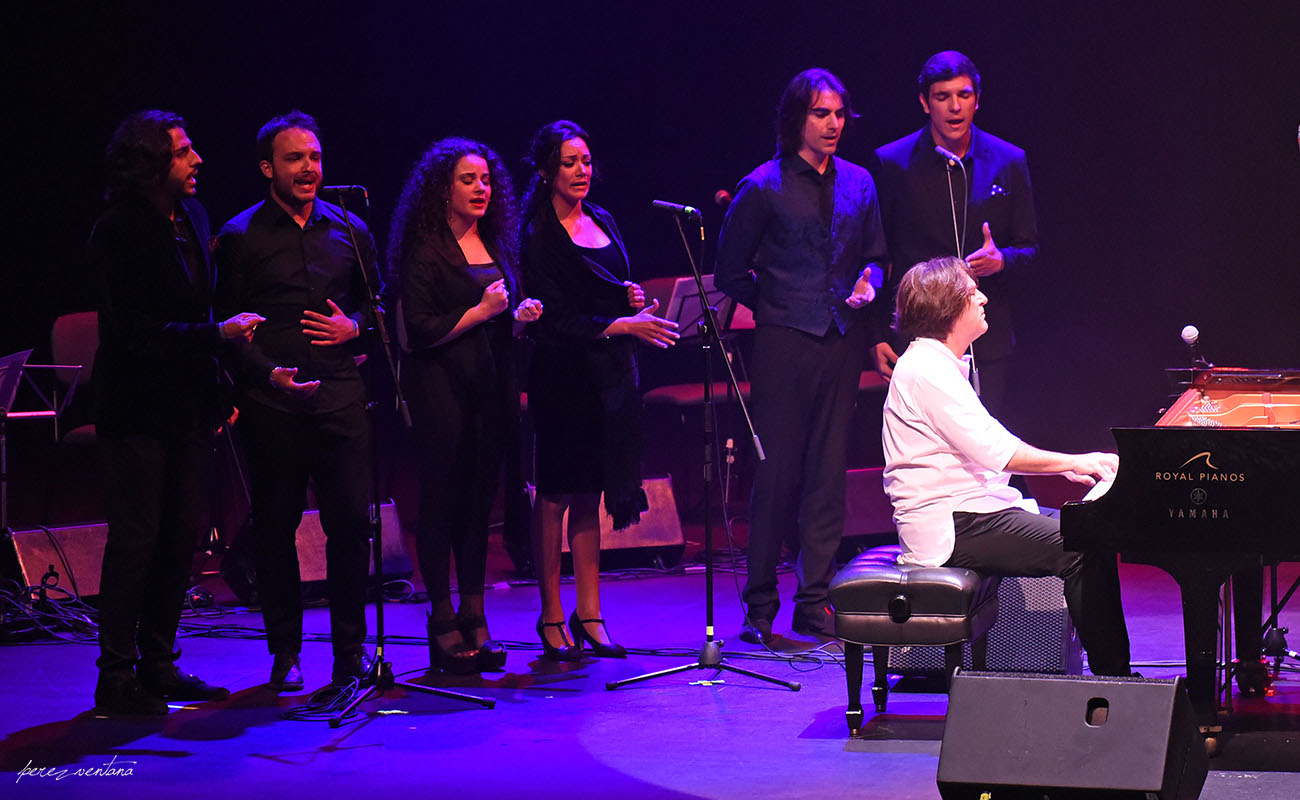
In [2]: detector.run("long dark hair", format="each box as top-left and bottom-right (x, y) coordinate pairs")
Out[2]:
(521, 119), (592, 223)
(388, 136), (519, 285)
(774, 68), (856, 158)
(104, 109), (184, 202)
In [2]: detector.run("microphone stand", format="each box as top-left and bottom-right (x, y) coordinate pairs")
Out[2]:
(606, 205), (798, 692)
(942, 150), (980, 395)
(324, 187), (493, 726)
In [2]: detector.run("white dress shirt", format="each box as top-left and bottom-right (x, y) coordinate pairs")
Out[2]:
(881, 337), (1035, 566)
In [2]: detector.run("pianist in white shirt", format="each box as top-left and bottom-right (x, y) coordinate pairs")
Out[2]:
(880, 255), (1133, 677)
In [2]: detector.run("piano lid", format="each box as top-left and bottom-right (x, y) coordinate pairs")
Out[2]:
(1060, 426), (1300, 555)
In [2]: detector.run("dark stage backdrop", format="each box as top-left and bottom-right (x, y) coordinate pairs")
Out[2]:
(5, 1), (1298, 452)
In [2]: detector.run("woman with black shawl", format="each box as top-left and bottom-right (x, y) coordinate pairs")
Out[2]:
(521, 120), (679, 660)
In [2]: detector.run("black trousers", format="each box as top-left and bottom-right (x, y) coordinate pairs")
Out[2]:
(411, 389), (507, 607)
(948, 507), (1132, 676)
(744, 324), (865, 624)
(238, 400), (371, 659)
(97, 426), (211, 674)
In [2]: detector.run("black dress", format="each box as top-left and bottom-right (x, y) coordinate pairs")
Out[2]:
(521, 201), (647, 529)
(399, 232), (519, 600)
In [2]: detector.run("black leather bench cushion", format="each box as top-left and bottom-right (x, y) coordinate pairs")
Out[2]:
(830, 546), (1001, 647)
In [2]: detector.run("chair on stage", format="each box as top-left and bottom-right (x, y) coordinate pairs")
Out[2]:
(49, 311), (98, 447)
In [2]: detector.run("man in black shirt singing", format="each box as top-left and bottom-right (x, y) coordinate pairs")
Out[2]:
(869, 51), (1038, 419)
(216, 111), (379, 690)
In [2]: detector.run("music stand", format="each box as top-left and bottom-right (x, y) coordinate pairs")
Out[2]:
(662, 275), (734, 342)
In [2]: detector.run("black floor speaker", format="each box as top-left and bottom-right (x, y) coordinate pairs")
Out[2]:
(221, 500), (409, 604)
(937, 671), (1208, 799)
(4, 522), (110, 597)
(889, 575), (1083, 676)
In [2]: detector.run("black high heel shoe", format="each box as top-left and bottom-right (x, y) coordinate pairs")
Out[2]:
(536, 615), (582, 662)
(568, 610), (628, 659)
(457, 610), (507, 672)
(428, 613), (479, 675)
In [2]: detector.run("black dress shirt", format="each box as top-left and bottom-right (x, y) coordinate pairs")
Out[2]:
(715, 154), (887, 337)
(215, 196), (380, 414)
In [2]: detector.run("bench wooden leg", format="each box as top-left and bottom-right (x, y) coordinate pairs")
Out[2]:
(844, 641), (864, 735)
(871, 645), (891, 713)
(943, 643), (963, 690)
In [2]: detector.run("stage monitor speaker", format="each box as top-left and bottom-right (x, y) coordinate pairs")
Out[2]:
(890, 575), (1083, 675)
(937, 671), (1208, 800)
(4, 522), (109, 598)
(557, 476), (684, 569)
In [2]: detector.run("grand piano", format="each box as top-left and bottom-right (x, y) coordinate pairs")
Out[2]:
(1061, 368), (1300, 730)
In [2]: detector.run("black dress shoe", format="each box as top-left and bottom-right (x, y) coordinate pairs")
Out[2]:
(332, 651), (373, 686)
(270, 654), (304, 691)
(791, 606), (836, 639)
(568, 610), (627, 659)
(138, 664), (230, 701)
(94, 672), (168, 716)
(739, 617), (774, 645)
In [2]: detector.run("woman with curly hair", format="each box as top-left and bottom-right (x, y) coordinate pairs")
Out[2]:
(521, 120), (678, 660)
(390, 137), (543, 673)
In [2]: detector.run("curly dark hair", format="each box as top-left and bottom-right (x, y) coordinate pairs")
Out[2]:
(775, 68), (857, 158)
(256, 110), (321, 164)
(104, 109), (184, 201)
(388, 136), (519, 286)
(893, 256), (975, 340)
(521, 119), (592, 223)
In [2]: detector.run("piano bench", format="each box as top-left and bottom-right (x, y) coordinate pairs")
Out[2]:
(829, 544), (1001, 735)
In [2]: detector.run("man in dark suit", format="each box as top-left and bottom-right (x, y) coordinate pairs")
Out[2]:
(91, 110), (262, 714)
(215, 111), (379, 690)
(869, 50), (1039, 418)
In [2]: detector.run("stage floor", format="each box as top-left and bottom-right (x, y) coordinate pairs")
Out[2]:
(2, 558), (1298, 799)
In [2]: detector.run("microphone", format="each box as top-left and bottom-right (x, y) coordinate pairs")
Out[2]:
(713, 190), (732, 210)
(321, 185), (370, 208)
(934, 145), (963, 164)
(651, 199), (701, 218)
(1180, 324), (1212, 368)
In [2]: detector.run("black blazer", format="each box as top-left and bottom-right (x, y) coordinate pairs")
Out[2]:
(870, 126), (1039, 358)
(90, 193), (223, 435)
(397, 229), (518, 431)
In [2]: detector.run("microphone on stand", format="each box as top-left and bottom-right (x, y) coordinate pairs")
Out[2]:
(1180, 324), (1212, 368)
(935, 146), (967, 259)
(321, 184), (370, 209)
(713, 190), (732, 211)
(937, 145), (976, 393)
(651, 199), (701, 218)
(934, 145), (964, 165)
